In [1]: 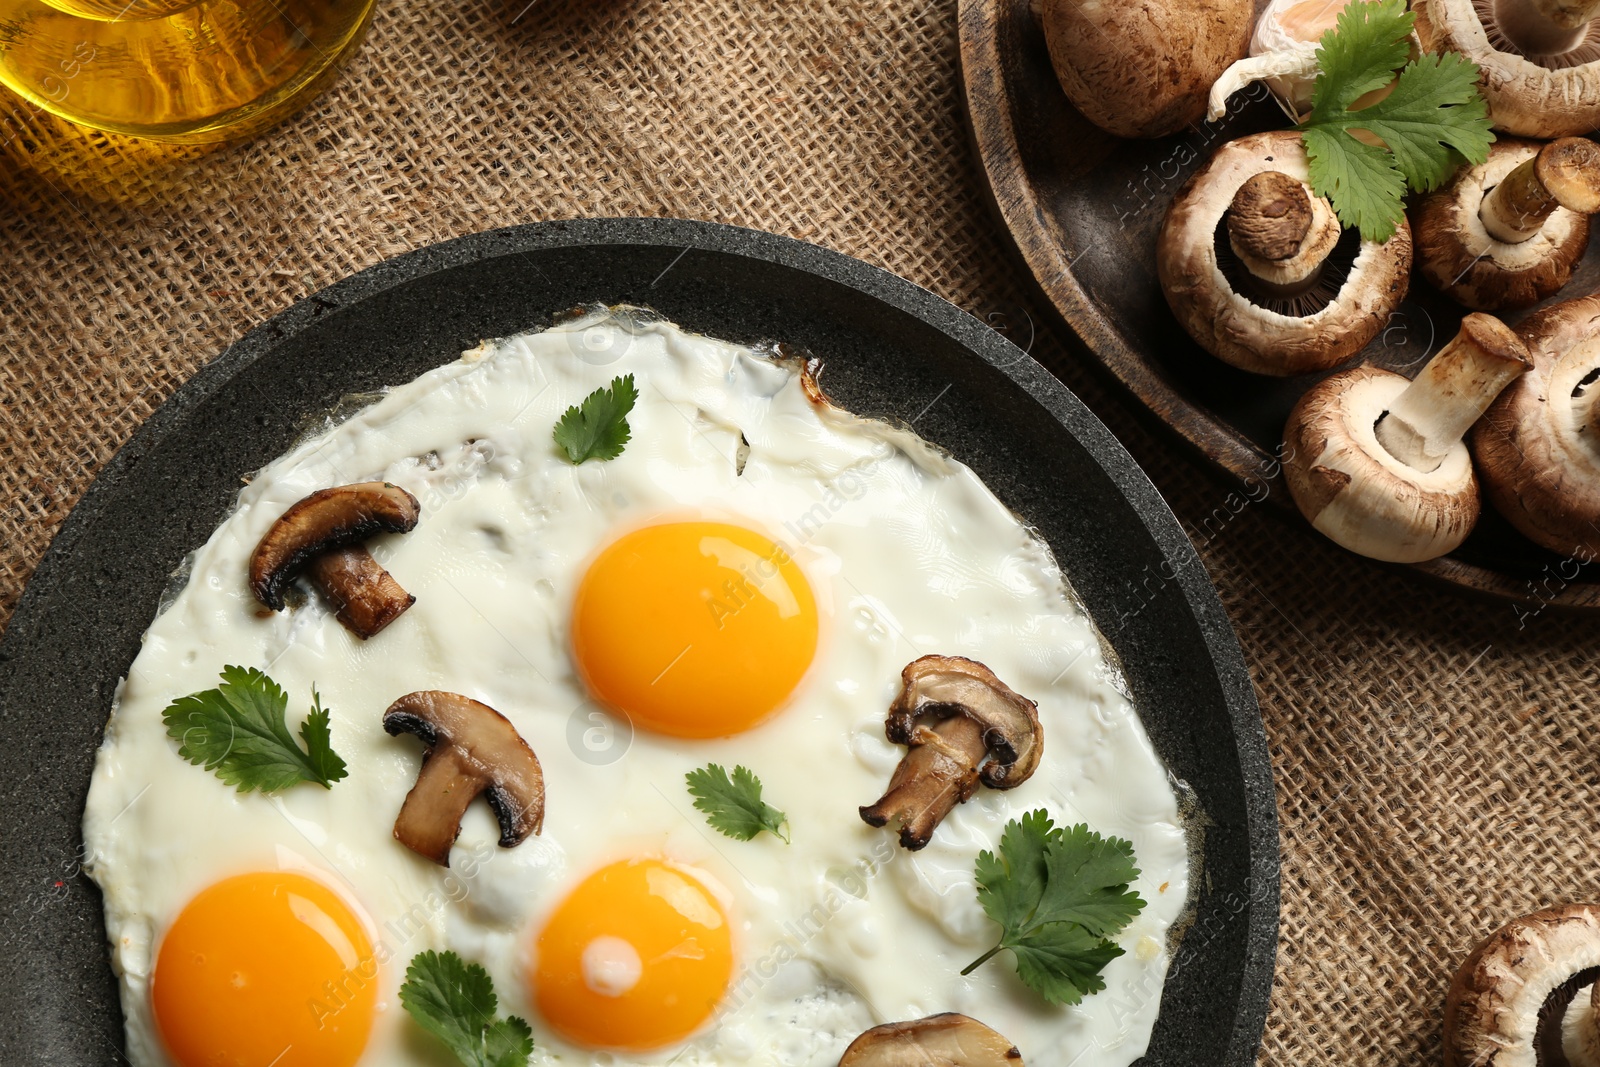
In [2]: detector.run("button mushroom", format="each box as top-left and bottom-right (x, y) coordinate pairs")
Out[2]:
(1444, 903), (1600, 1067)
(248, 481), (421, 639)
(1282, 312), (1531, 562)
(1472, 293), (1600, 560)
(1415, 0), (1600, 137)
(859, 656), (1043, 851)
(1158, 130), (1413, 376)
(1208, 0), (1398, 123)
(838, 1014), (1022, 1067)
(1415, 137), (1600, 310)
(383, 691), (545, 867)
(1039, 0), (1250, 139)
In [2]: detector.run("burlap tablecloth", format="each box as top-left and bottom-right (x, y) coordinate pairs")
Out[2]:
(3, 0), (1597, 1061)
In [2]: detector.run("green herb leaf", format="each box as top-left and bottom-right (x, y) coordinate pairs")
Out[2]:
(400, 950), (534, 1067)
(161, 666), (348, 793)
(1303, 125), (1409, 242)
(686, 763), (789, 842)
(966, 810), (1146, 1005)
(1299, 0), (1494, 241)
(553, 374), (638, 464)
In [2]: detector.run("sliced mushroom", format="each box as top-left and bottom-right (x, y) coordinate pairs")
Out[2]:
(1282, 313), (1531, 562)
(384, 691), (545, 867)
(1415, 0), (1600, 137)
(839, 1014), (1022, 1067)
(248, 481), (421, 639)
(1444, 903), (1600, 1067)
(1415, 138), (1600, 310)
(1472, 293), (1600, 559)
(860, 656), (1043, 851)
(1039, 0), (1249, 138)
(1159, 130), (1412, 376)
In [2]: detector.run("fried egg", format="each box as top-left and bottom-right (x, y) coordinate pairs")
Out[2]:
(83, 307), (1191, 1067)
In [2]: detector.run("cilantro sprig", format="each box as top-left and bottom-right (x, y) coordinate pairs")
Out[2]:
(1299, 0), (1493, 241)
(553, 374), (638, 464)
(964, 810), (1146, 1006)
(161, 666), (347, 793)
(686, 763), (790, 843)
(400, 951), (533, 1067)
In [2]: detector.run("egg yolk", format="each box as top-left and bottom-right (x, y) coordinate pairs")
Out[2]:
(571, 521), (818, 737)
(152, 871), (377, 1067)
(534, 858), (734, 1050)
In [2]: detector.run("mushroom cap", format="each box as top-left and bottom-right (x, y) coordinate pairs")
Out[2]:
(1158, 130), (1413, 376)
(1415, 0), (1600, 137)
(1472, 293), (1600, 559)
(838, 1014), (1023, 1067)
(885, 655), (1043, 789)
(1414, 138), (1591, 311)
(384, 690), (545, 866)
(248, 481), (421, 611)
(1283, 365), (1481, 563)
(1445, 903), (1600, 1067)
(1039, 0), (1250, 139)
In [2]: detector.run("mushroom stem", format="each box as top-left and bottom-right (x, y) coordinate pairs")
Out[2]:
(1482, 138), (1600, 242)
(861, 714), (989, 850)
(1375, 313), (1532, 473)
(1226, 171), (1341, 295)
(307, 546), (416, 639)
(1494, 0), (1600, 54)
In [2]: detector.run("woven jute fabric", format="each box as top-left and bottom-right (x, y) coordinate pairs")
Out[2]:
(3, 0), (1599, 1062)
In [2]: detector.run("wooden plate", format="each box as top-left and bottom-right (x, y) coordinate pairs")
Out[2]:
(959, 0), (1600, 612)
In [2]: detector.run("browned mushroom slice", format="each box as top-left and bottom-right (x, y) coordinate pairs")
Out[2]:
(384, 691), (545, 867)
(1444, 903), (1600, 1067)
(839, 1013), (1023, 1067)
(860, 656), (1043, 851)
(248, 481), (421, 639)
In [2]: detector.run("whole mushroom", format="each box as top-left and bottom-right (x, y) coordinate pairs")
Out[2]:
(248, 481), (421, 639)
(1472, 293), (1600, 560)
(839, 1014), (1022, 1067)
(1039, 0), (1250, 139)
(1159, 130), (1413, 376)
(1208, 0), (1411, 122)
(859, 656), (1042, 851)
(1445, 903), (1600, 1067)
(1415, 0), (1600, 137)
(1415, 137), (1600, 310)
(1283, 313), (1531, 562)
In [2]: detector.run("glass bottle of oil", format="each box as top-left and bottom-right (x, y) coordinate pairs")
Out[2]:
(0, 0), (375, 143)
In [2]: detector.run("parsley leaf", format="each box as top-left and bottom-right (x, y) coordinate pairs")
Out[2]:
(400, 951), (534, 1067)
(686, 763), (790, 842)
(965, 810), (1146, 1006)
(553, 374), (638, 464)
(161, 666), (348, 793)
(1299, 0), (1493, 242)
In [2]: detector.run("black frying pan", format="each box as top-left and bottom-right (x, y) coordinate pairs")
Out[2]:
(0, 218), (1277, 1065)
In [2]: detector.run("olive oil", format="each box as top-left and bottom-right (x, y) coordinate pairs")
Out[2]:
(0, 0), (374, 142)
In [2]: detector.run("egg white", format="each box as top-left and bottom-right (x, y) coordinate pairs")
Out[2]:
(83, 307), (1191, 1067)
